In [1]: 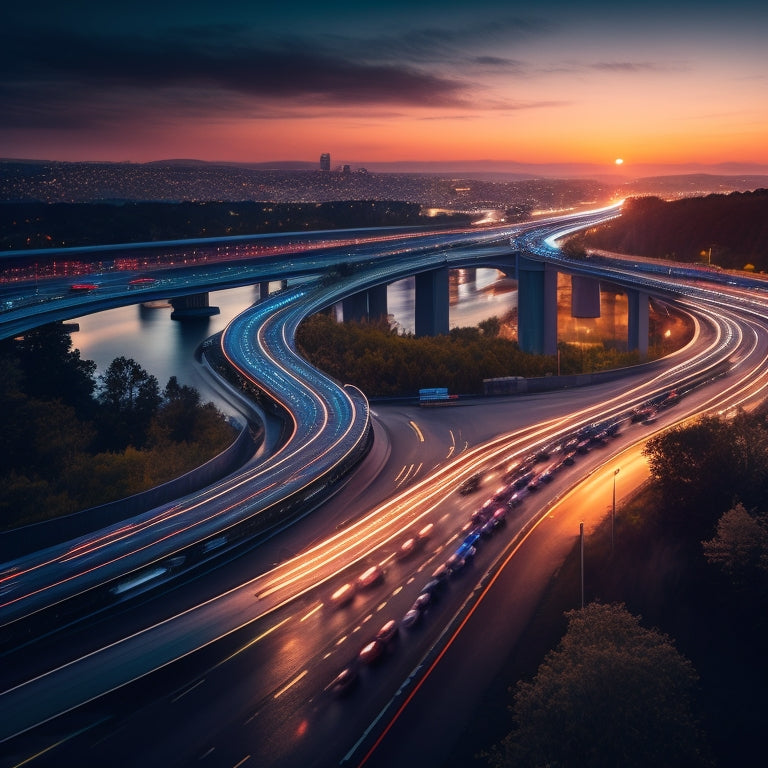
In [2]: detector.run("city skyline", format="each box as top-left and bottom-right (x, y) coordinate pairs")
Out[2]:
(1, 1), (767, 175)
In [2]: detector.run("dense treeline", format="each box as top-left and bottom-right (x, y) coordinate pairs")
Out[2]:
(482, 407), (768, 768)
(485, 603), (708, 768)
(0, 199), (467, 250)
(295, 314), (643, 397)
(0, 323), (236, 530)
(578, 190), (768, 270)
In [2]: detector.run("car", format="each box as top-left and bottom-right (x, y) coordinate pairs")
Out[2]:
(358, 638), (386, 665)
(421, 577), (444, 596)
(446, 553), (467, 574)
(491, 484), (512, 502)
(459, 473), (481, 494)
(412, 592), (432, 610)
(402, 606), (422, 628)
(513, 471), (534, 490)
(472, 503), (495, 524)
(357, 565), (384, 590)
(329, 582), (355, 608)
(417, 522), (434, 540)
(398, 536), (418, 559)
(327, 665), (358, 696)
(375, 619), (399, 644)
(431, 564), (451, 582)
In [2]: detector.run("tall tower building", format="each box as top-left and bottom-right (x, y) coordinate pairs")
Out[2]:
(320, 153), (331, 171)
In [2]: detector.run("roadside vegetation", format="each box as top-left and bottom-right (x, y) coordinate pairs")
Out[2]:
(472, 407), (768, 768)
(573, 189), (768, 271)
(0, 322), (236, 530)
(296, 313), (670, 398)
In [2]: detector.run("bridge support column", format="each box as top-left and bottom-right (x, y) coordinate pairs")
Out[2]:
(342, 291), (369, 323)
(415, 267), (449, 336)
(516, 255), (558, 355)
(367, 284), (388, 321)
(258, 281), (271, 300)
(170, 293), (220, 320)
(571, 275), (601, 318)
(627, 288), (649, 355)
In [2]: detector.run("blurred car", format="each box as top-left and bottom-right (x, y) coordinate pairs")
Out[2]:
(446, 553), (466, 574)
(431, 564), (451, 583)
(421, 578), (444, 597)
(329, 582), (355, 608)
(359, 638), (386, 665)
(398, 536), (418, 559)
(376, 618), (399, 644)
(417, 522), (434, 540)
(327, 665), (358, 696)
(401, 607), (422, 628)
(458, 473), (481, 494)
(357, 565), (384, 590)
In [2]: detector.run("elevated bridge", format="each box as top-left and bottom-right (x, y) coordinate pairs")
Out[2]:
(2, 204), (650, 354)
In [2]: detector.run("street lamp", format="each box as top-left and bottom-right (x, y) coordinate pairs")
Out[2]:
(611, 467), (620, 556)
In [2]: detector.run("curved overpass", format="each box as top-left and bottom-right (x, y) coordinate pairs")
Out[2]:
(4, 207), (768, 756)
(0, 203), (713, 638)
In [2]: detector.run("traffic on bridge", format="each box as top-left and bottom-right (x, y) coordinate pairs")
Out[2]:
(3, 207), (768, 767)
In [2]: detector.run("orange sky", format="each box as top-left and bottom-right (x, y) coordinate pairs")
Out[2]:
(2, 1), (767, 174)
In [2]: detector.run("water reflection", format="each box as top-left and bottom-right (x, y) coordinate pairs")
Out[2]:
(70, 271), (517, 413)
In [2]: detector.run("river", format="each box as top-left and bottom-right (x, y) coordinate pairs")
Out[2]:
(68, 268), (518, 416)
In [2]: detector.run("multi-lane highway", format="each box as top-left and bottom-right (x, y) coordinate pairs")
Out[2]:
(0, 207), (621, 635)
(3, 208), (768, 766)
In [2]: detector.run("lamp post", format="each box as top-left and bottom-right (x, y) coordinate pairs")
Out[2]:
(611, 467), (620, 556)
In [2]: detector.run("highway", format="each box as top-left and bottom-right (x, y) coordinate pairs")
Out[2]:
(0, 207), (621, 634)
(4, 208), (768, 766)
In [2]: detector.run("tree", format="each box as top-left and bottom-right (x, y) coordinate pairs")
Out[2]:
(11, 322), (97, 417)
(485, 603), (710, 768)
(97, 356), (161, 449)
(642, 411), (768, 535)
(702, 503), (768, 588)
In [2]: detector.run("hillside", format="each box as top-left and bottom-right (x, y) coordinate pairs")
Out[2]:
(581, 190), (768, 271)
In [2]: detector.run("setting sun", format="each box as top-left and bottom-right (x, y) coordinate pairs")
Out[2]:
(615, 158), (624, 165)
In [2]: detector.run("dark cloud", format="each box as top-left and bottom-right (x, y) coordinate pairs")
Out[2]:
(589, 61), (675, 72)
(0, 23), (472, 131)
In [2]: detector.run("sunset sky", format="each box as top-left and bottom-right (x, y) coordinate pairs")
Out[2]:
(2, 1), (767, 174)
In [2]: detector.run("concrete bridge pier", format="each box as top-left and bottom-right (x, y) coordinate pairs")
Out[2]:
(341, 284), (389, 323)
(367, 284), (388, 321)
(516, 255), (558, 355)
(170, 293), (220, 320)
(258, 281), (271, 300)
(415, 267), (449, 337)
(627, 288), (649, 355)
(571, 275), (601, 318)
(342, 291), (369, 323)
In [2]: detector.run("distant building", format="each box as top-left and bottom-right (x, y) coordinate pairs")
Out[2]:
(320, 153), (331, 171)
(342, 164), (351, 174)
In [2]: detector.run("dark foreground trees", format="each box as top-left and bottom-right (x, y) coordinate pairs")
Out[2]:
(485, 603), (710, 768)
(0, 323), (236, 529)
